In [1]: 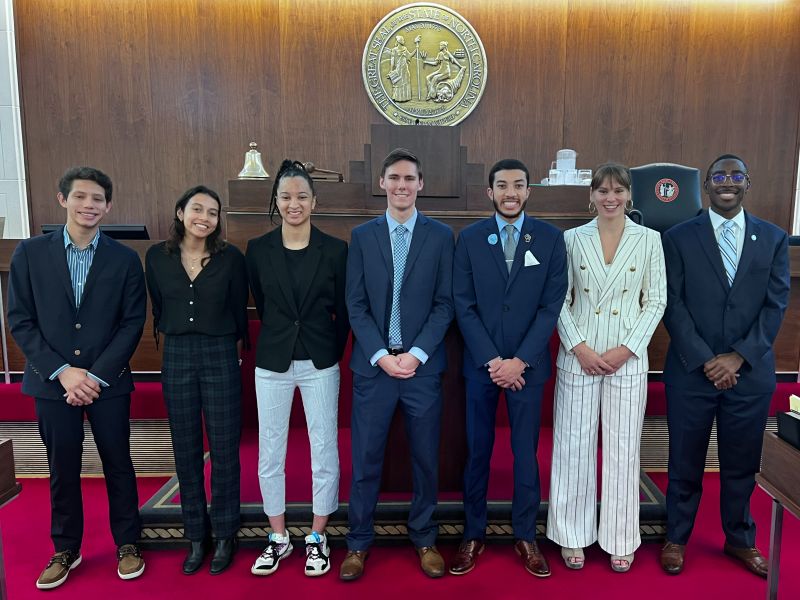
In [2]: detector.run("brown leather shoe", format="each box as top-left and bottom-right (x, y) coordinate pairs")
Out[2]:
(339, 550), (368, 581)
(449, 539), (485, 575)
(514, 540), (550, 577)
(417, 546), (445, 578)
(723, 543), (768, 579)
(660, 541), (686, 575)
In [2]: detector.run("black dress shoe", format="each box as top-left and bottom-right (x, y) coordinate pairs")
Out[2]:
(209, 538), (238, 575)
(182, 540), (210, 575)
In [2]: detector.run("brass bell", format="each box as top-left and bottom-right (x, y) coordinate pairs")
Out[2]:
(238, 142), (270, 179)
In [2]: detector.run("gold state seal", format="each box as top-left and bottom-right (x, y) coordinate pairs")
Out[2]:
(362, 3), (488, 126)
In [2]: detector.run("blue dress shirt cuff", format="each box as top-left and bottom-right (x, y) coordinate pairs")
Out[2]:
(87, 372), (110, 388)
(409, 347), (428, 364)
(49, 364), (69, 380)
(370, 349), (389, 367)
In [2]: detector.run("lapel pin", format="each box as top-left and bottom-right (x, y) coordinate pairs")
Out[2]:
(524, 233), (532, 243)
(751, 234), (757, 241)
(487, 233), (498, 245)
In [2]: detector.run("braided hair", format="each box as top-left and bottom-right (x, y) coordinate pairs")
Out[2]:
(269, 160), (316, 225)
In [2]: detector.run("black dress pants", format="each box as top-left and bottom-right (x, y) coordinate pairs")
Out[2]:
(36, 394), (141, 552)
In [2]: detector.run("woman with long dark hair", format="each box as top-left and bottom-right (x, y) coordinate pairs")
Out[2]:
(246, 160), (348, 578)
(145, 185), (249, 575)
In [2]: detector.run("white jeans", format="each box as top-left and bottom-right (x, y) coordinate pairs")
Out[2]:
(255, 361), (340, 517)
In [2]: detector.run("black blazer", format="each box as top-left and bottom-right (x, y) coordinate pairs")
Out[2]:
(246, 225), (349, 372)
(7, 227), (146, 400)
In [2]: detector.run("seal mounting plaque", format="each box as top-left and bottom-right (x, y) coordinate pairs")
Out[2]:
(362, 3), (488, 126)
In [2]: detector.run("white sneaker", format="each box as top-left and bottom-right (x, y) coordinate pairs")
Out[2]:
(304, 532), (331, 577)
(251, 532), (293, 576)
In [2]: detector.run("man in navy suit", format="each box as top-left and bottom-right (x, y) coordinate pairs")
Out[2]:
(450, 159), (567, 577)
(660, 154), (790, 578)
(340, 148), (454, 581)
(8, 167), (147, 590)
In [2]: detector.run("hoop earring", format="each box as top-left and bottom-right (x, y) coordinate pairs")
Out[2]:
(588, 200), (597, 214)
(625, 198), (633, 211)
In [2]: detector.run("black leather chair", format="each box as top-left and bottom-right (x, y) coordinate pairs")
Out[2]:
(630, 163), (702, 233)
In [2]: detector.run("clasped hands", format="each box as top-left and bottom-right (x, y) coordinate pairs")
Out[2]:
(487, 357), (526, 391)
(573, 342), (633, 376)
(703, 352), (743, 390)
(57, 366), (100, 406)
(377, 352), (421, 379)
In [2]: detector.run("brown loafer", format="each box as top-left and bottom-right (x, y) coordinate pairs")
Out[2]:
(449, 539), (485, 575)
(339, 550), (368, 581)
(417, 546), (445, 578)
(660, 541), (685, 575)
(723, 543), (768, 579)
(514, 540), (550, 577)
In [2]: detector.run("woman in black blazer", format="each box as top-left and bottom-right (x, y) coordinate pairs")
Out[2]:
(245, 160), (349, 578)
(145, 186), (249, 576)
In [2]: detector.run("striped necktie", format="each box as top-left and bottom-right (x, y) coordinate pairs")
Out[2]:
(719, 220), (737, 287)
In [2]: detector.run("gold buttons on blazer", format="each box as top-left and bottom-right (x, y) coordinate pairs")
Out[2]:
(580, 264), (586, 270)
(629, 265), (636, 271)
(612, 309), (619, 315)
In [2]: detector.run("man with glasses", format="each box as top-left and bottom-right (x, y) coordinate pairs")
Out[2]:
(659, 154), (790, 578)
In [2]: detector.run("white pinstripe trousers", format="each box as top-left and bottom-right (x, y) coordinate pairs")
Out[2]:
(255, 361), (340, 517)
(546, 369), (647, 556)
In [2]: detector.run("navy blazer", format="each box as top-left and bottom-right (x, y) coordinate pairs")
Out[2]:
(453, 214), (568, 385)
(346, 211), (455, 378)
(7, 227), (146, 400)
(662, 210), (790, 394)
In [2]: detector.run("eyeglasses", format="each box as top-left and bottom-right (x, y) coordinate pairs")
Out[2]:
(709, 172), (747, 185)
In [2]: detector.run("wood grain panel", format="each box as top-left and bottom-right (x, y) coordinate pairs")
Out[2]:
(14, 0), (800, 233)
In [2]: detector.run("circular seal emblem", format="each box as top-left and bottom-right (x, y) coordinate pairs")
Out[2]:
(362, 3), (488, 126)
(655, 178), (679, 203)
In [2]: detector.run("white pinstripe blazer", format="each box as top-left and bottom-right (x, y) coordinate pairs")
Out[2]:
(556, 217), (666, 376)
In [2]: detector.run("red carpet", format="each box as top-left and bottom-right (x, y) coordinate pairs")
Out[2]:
(2, 474), (798, 599)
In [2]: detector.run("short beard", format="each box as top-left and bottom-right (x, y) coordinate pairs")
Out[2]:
(493, 197), (527, 221)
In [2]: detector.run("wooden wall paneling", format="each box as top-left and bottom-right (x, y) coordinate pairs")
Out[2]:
(15, 0), (156, 234)
(456, 3), (570, 184)
(275, 0), (384, 177)
(680, 2), (800, 228)
(14, 0), (800, 237)
(562, 2), (690, 172)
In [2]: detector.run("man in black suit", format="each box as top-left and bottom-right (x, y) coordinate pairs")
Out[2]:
(8, 167), (147, 590)
(660, 154), (790, 578)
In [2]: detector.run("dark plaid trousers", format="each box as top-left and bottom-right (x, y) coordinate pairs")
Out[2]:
(162, 334), (242, 541)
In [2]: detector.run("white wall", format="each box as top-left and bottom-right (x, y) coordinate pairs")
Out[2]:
(0, 0), (27, 238)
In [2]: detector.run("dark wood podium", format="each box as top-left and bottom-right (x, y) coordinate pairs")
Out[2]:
(0, 439), (21, 600)
(756, 431), (800, 599)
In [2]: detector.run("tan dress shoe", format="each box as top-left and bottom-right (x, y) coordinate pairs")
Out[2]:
(514, 540), (550, 577)
(449, 540), (485, 575)
(339, 550), (368, 581)
(660, 541), (685, 575)
(418, 546), (445, 578)
(723, 543), (768, 579)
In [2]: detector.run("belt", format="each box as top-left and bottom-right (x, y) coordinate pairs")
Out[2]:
(388, 347), (404, 356)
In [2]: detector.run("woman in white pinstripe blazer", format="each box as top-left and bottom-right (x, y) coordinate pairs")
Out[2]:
(546, 164), (666, 573)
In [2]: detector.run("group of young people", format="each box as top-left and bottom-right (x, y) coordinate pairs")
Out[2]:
(7, 148), (789, 591)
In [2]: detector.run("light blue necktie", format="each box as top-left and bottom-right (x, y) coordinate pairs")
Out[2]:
(388, 224), (408, 346)
(719, 220), (737, 287)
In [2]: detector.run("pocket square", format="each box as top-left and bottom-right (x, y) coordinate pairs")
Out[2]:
(524, 250), (540, 266)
